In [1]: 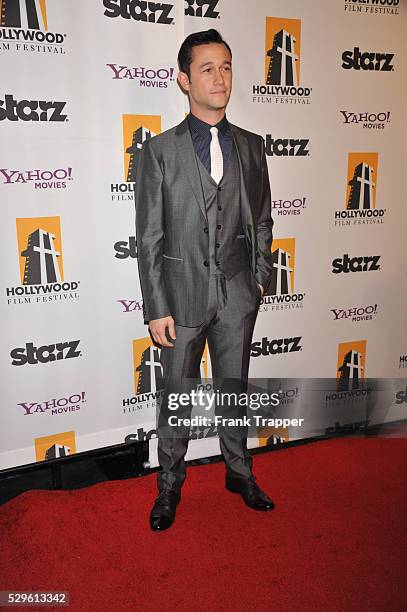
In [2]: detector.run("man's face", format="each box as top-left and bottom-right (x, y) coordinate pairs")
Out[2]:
(179, 42), (232, 112)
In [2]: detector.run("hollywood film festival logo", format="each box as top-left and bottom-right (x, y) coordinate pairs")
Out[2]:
(110, 114), (161, 202)
(6, 216), (80, 306)
(122, 338), (209, 415)
(325, 341), (375, 437)
(337, 341), (366, 391)
(260, 238), (305, 313)
(325, 341), (372, 406)
(34, 431), (76, 462)
(123, 339), (217, 444)
(334, 153), (386, 227)
(0, 167), (73, 190)
(252, 17), (312, 106)
(343, 0), (400, 16)
(0, 0), (66, 54)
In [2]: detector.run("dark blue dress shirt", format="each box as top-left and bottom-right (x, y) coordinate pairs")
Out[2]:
(187, 112), (232, 175)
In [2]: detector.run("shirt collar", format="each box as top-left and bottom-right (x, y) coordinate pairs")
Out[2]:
(188, 112), (229, 137)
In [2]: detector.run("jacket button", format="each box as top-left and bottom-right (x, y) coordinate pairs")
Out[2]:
(216, 261), (220, 266)
(203, 260), (209, 267)
(215, 243), (220, 248)
(217, 224), (222, 230)
(218, 186), (222, 191)
(218, 206), (222, 211)
(204, 227), (209, 233)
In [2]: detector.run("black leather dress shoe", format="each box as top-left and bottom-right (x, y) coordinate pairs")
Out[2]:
(225, 476), (275, 511)
(149, 490), (181, 531)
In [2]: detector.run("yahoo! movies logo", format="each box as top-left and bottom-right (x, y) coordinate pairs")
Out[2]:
(341, 47), (394, 71)
(272, 196), (308, 218)
(336, 340), (366, 391)
(117, 298), (144, 313)
(344, 0), (399, 16)
(110, 114), (161, 202)
(0, 95), (67, 122)
(261, 238), (305, 313)
(34, 430), (76, 462)
(106, 63), (175, 89)
(185, 0), (220, 18)
(0, 166), (73, 190)
(340, 110), (391, 131)
(0, 0), (66, 54)
(122, 338), (209, 414)
(10, 339), (81, 366)
(253, 17), (312, 105)
(103, 0), (175, 24)
(334, 153), (386, 226)
(331, 303), (378, 324)
(17, 391), (86, 416)
(6, 216), (80, 306)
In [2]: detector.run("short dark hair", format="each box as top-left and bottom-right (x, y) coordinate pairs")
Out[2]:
(178, 29), (232, 78)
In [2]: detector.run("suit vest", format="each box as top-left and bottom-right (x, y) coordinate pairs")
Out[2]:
(196, 144), (249, 278)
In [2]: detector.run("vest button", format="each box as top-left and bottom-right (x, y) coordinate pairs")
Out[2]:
(216, 243), (220, 248)
(217, 224), (222, 230)
(204, 227), (209, 233)
(216, 261), (220, 266)
(203, 260), (209, 267)
(218, 206), (222, 211)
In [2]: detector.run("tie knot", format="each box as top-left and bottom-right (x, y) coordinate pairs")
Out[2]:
(210, 126), (219, 138)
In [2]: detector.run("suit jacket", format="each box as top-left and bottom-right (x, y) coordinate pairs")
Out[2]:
(135, 117), (273, 327)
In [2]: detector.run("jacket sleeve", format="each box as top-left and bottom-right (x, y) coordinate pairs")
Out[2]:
(135, 139), (172, 322)
(255, 137), (274, 293)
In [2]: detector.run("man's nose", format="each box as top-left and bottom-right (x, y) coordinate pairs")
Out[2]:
(213, 68), (225, 85)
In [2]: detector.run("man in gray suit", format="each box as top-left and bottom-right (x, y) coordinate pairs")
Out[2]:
(135, 29), (274, 531)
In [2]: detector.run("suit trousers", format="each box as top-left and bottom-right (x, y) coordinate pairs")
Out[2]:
(157, 266), (262, 492)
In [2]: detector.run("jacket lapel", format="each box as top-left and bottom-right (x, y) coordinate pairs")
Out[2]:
(175, 118), (207, 220)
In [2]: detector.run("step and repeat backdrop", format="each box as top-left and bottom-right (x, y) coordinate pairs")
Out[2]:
(1, 0), (406, 471)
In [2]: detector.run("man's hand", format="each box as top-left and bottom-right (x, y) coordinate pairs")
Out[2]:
(149, 316), (176, 347)
(257, 284), (264, 298)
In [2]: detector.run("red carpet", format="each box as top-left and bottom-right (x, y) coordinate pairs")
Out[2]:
(0, 438), (406, 612)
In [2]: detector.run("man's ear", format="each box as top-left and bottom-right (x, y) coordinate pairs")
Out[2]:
(177, 71), (190, 93)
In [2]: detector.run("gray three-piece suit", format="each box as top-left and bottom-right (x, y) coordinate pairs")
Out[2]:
(135, 117), (273, 493)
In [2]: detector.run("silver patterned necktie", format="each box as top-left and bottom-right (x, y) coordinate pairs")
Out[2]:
(210, 126), (223, 184)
